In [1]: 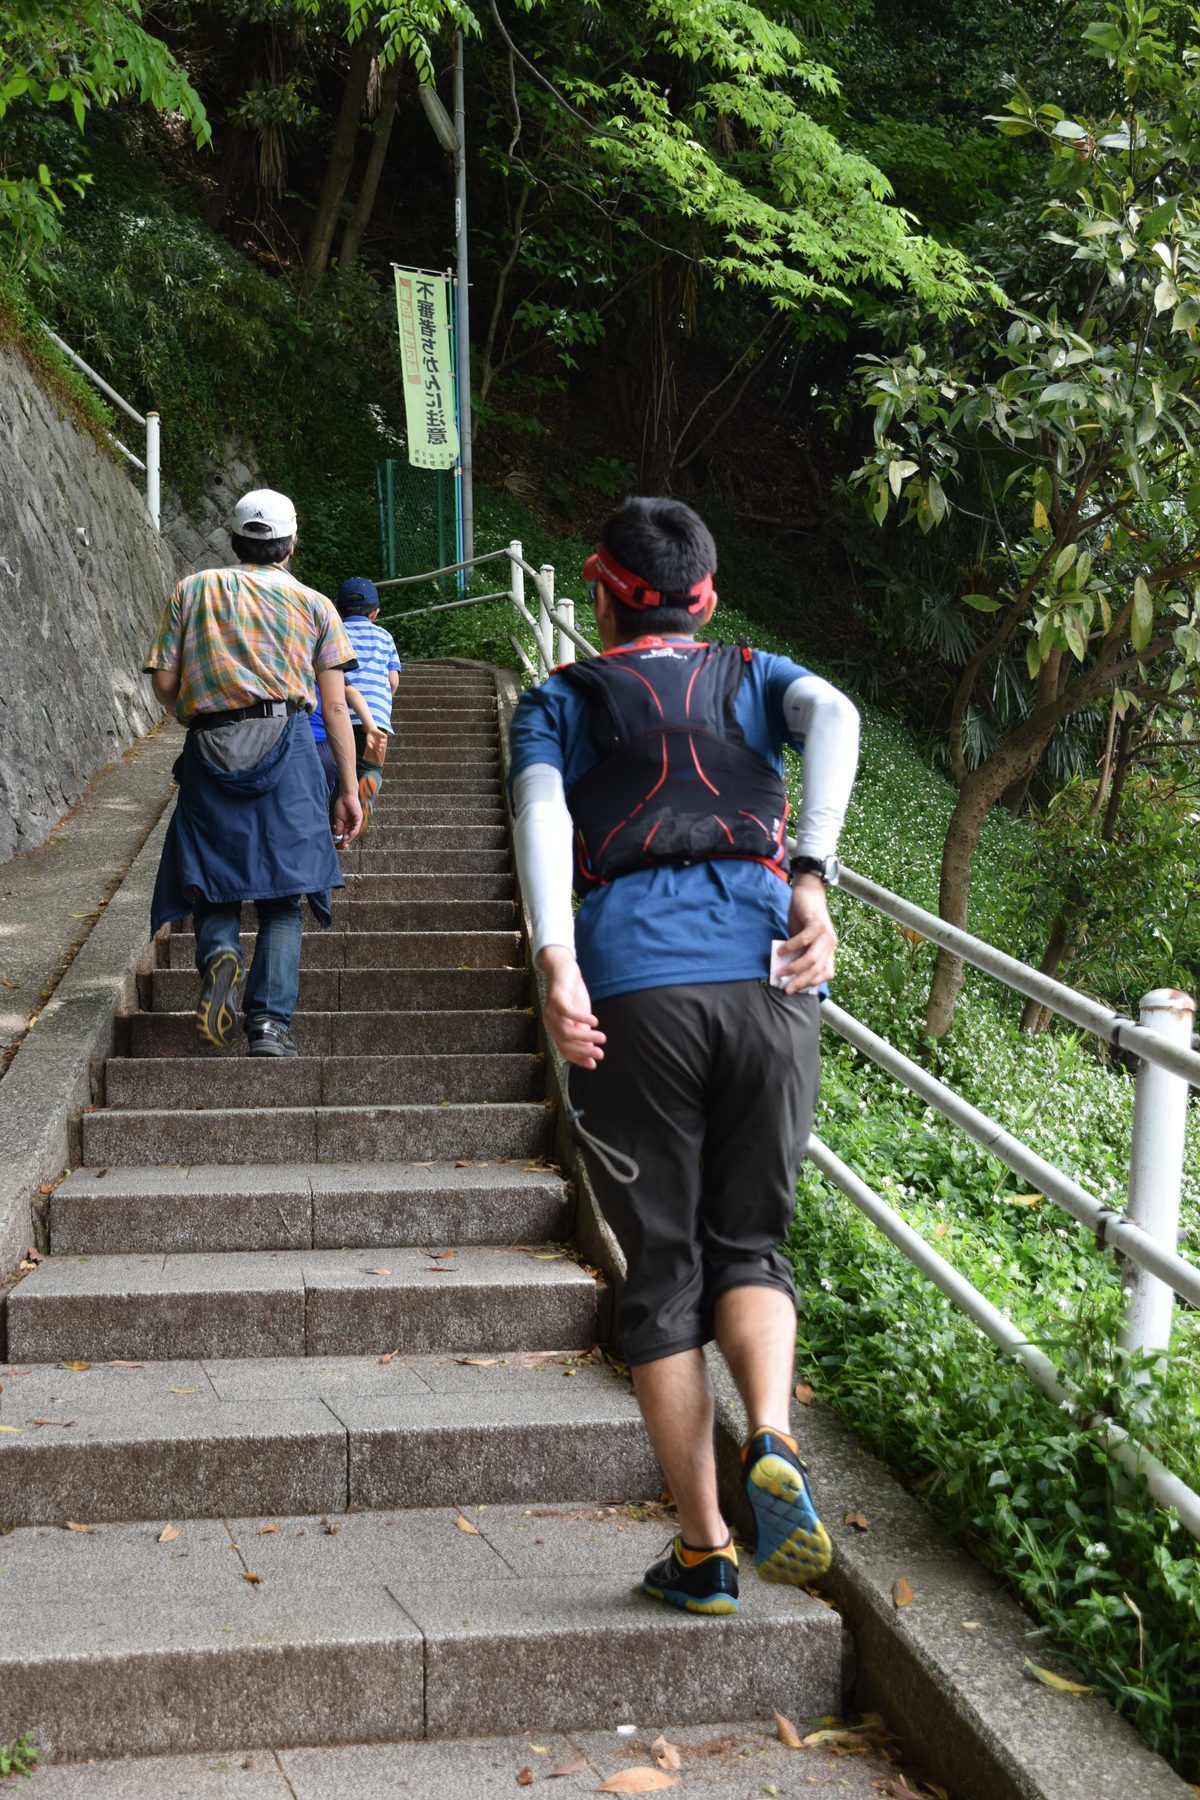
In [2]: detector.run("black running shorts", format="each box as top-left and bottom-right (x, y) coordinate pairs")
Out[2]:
(571, 979), (819, 1365)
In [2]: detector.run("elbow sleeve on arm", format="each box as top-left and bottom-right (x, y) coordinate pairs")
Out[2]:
(511, 763), (576, 957)
(783, 676), (861, 859)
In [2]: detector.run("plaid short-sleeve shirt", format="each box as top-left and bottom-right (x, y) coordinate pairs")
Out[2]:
(144, 564), (357, 723)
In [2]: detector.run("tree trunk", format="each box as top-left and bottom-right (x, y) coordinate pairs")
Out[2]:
(924, 776), (995, 1037)
(339, 54), (401, 270)
(1101, 712), (1136, 841)
(1020, 914), (1074, 1032)
(205, 125), (251, 230)
(303, 37), (374, 286)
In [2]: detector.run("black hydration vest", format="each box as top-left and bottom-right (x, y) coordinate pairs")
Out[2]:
(561, 639), (790, 886)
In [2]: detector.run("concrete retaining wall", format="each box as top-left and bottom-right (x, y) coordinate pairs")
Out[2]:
(0, 341), (178, 862)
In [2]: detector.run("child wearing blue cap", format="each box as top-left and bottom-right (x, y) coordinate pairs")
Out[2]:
(311, 577), (402, 832)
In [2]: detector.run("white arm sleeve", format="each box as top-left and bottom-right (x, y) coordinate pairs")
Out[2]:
(782, 675), (861, 860)
(511, 762), (576, 958)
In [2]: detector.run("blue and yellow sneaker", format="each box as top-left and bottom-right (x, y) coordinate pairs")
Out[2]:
(641, 1536), (739, 1615)
(194, 951), (242, 1049)
(744, 1427), (832, 1584)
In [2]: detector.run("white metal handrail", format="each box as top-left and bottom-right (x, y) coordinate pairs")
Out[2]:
(823, 999), (1200, 1308)
(40, 324), (160, 531)
(839, 866), (1200, 1089)
(809, 1136), (1200, 1537)
(379, 537), (1200, 1531)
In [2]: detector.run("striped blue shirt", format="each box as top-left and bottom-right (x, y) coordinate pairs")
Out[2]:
(311, 615), (401, 740)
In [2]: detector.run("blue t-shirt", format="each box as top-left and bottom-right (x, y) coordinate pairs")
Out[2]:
(508, 640), (810, 1000)
(311, 616), (401, 741)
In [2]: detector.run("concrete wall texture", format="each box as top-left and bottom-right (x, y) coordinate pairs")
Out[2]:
(0, 342), (179, 863)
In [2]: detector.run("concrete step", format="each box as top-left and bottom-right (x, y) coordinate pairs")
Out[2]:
(172, 899), (517, 935)
(80, 1098), (550, 1166)
(369, 800), (506, 823)
(0, 1503), (839, 1762)
(103, 1053), (544, 1110)
(6, 1246), (599, 1363)
(51, 1161), (568, 1254)
(342, 872), (514, 901)
(147, 965), (528, 1013)
(0, 1356), (647, 1524)
(364, 825), (509, 850)
(388, 743), (500, 766)
(122, 1007), (537, 1060)
(379, 774), (503, 795)
(341, 847), (512, 874)
(165, 929), (522, 970)
(389, 724), (499, 743)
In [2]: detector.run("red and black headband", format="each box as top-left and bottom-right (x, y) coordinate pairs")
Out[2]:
(583, 547), (714, 615)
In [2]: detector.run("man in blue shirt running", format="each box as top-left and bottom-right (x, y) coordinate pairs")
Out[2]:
(509, 496), (860, 1616)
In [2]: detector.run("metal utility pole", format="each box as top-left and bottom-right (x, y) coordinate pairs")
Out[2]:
(452, 30), (474, 564)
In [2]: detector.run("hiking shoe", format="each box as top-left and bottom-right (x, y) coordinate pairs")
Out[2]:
(641, 1537), (739, 1615)
(194, 951), (242, 1048)
(246, 1018), (299, 1059)
(744, 1428), (832, 1584)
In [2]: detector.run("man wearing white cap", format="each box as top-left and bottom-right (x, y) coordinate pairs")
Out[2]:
(144, 489), (362, 1057)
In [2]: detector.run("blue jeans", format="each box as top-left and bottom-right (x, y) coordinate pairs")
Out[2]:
(192, 895), (303, 1030)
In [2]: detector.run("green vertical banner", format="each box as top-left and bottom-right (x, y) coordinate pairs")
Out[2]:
(395, 268), (459, 471)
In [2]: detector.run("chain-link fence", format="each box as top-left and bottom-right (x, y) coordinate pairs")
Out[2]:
(375, 459), (458, 585)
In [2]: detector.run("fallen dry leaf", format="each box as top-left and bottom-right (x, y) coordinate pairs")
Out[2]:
(167, 1387), (197, 1395)
(517, 1770), (534, 1787)
(427, 1248), (456, 1259)
(64, 1520), (95, 1533)
(962, 1620), (981, 1631)
(455, 1513), (480, 1535)
(775, 1712), (803, 1749)
(455, 1159), (469, 1168)
(110, 1360), (144, 1369)
(158, 1525), (180, 1544)
(550, 1756), (588, 1778)
(34, 1417), (76, 1428)
(378, 1349), (401, 1364)
(794, 1382), (816, 1404)
(243, 1571), (262, 1586)
(844, 1511), (870, 1531)
(457, 1357), (500, 1367)
(366, 1267), (391, 1277)
(59, 1359), (90, 1372)
(893, 1577), (915, 1608)
(595, 1772), (676, 1794)
(259, 1524), (279, 1535)
(1023, 1658), (1093, 1695)
(0, 1425), (23, 1435)
(650, 1735), (682, 1772)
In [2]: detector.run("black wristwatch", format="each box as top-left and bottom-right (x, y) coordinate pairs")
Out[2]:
(789, 853), (840, 886)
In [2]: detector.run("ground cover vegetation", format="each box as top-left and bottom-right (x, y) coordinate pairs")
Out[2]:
(1, 0), (1198, 1772)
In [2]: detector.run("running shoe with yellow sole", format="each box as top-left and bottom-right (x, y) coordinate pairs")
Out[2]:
(194, 951), (243, 1049)
(744, 1427), (832, 1584)
(641, 1537), (739, 1615)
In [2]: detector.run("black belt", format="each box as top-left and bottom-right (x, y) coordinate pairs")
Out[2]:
(188, 699), (304, 732)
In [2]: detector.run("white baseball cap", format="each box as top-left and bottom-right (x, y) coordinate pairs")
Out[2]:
(232, 488), (297, 538)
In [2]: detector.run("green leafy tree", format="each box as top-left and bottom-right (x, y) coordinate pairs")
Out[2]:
(0, 0), (210, 265)
(851, 0), (1200, 1036)
(443, 0), (980, 483)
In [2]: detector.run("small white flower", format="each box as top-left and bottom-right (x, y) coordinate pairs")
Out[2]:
(1084, 1541), (1110, 1560)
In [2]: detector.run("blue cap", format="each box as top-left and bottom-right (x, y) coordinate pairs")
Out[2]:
(337, 576), (380, 617)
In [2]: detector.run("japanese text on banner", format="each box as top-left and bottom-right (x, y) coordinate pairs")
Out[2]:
(394, 269), (459, 471)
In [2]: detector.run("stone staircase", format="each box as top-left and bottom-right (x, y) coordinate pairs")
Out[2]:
(0, 661), (841, 1767)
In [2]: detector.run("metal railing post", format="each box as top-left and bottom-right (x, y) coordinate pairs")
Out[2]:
(508, 540), (531, 673)
(539, 564), (555, 675)
(556, 591), (576, 666)
(145, 412), (161, 531)
(1120, 988), (1197, 1363)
